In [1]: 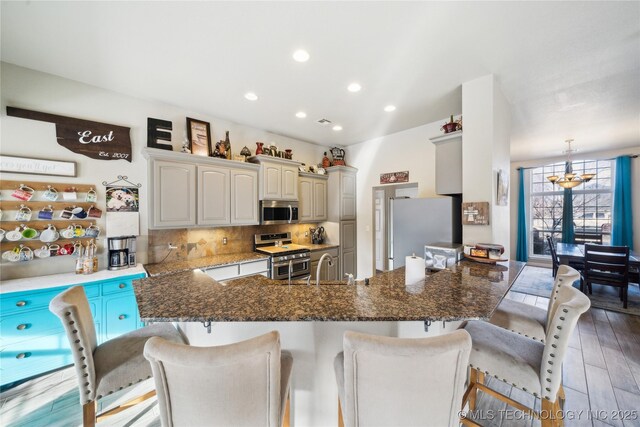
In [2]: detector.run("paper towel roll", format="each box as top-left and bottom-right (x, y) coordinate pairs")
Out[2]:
(405, 255), (426, 286)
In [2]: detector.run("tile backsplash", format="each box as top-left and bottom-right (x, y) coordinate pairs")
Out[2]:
(147, 224), (321, 264)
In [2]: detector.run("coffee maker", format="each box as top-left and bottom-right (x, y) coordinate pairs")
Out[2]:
(108, 236), (137, 270)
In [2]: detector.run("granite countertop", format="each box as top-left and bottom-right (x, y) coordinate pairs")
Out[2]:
(303, 243), (340, 252)
(144, 252), (269, 277)
(134, 260), (525, 322)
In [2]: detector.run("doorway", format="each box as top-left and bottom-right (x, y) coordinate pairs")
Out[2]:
(371, 183), (418, 276)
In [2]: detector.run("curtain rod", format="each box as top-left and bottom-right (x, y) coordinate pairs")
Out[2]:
(516, 154), (638, 171)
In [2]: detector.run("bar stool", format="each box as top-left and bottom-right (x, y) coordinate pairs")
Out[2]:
(144, 330), (293, 427)
(489, 265), (580, 341)
(49, 286), (186, 427)
(461, 285), (590, 427)
(333, 329), (471, 427)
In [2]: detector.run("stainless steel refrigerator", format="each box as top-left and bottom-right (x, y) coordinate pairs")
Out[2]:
(388, 196), (461, 269)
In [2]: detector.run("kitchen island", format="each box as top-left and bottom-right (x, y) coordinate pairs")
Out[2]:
(133, 260), (525, 427)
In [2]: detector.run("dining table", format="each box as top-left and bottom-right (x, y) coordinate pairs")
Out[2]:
(556, 242), (640, 269)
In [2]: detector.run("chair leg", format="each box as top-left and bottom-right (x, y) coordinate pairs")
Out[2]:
(338, 398), (345, 427)
(623, 286), (628, 309)
(283, 392), (291, 427)
(468, 368), (479, 411)
(541, 398), (556, 427)
(82, 401), (96, 427)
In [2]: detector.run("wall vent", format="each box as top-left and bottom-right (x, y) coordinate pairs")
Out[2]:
(316, 118), (332, 125)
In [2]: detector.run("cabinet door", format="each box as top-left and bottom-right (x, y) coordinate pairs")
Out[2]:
(231, 169), (259, 225)
(104, 294), (139, 342)
(198, 166), (230, 226)
(263, 163), (282, 200)
(341, 250), (356, 278)
(281, 165), (299, 200)
(341, 173), (356, 220)
(152, 160), (196, 228)
(313, 179), (327, 221)
(310, 260), (319, 281)
(341, 220), (357, 277)
(298, 177), (313, 222)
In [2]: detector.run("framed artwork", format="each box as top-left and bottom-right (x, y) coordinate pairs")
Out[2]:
(496, 169), (509, 206)
(186, 117), (212, 157)
(106, 186), (139, 212)
(380, 171), (409, 184)
(462, 202), (490, 225)
(0, 155), (77, 177)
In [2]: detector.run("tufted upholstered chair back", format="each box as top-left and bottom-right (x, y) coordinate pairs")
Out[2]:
(541, 285), (590, 401)
(340, 329), (471, 427)
(545, 265), (581, 329)
(49, 286), (99, 404)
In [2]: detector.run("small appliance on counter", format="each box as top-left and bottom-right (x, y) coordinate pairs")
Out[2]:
(424, 242), (463, 271)
(107, 236), (137, 270)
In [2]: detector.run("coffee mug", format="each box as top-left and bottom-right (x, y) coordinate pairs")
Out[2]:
(40, 225), (59, 243)
(59, 206), (74, 220)
(6, 227), (24, 241)
(11, 185), (34, 201)
(15, 205), (32, 221)
(72, 207), (88, 219)
(21, 226), (39, 240)
(85, 224), (101, 238)
(48, 244), (60, 257)
(62, 188), (77, 201)
(87, 206), (103, 219)
(86, 189), (97, 203)
(35, 245), (51, 258)
(43, 186), (59, 201)
(0, 228), (5, 242)
(58, 243), (75, 256)
(18, 246), (34, 262)
(60, 225), (76, 239)
(38, 206), (54, 220)
(74, 224), (85, 237)
(3, 248), (20, 262)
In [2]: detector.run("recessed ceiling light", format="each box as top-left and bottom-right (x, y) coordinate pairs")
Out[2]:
(384, 105), (396, 112)
(333, 125), (343, 131)
(295, 111), (307, 119)
(347, 83), (361, 93)
(292, 49), (310, 62)
(244, 92), (258, 101)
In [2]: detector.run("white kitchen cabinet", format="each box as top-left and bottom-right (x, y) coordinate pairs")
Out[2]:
(144, 148), (260, 229)
(198, 166), (230, 226)
(230, 168), (259, 225)
(430, 131), (462, 195)
(327, 166), (357, 221)
(248, 155), (301, 201)
(340, 220), (357, 277)
(298, 173), (328, 223)
(151, 160), (197, 228)
(204, 259), (270, 281)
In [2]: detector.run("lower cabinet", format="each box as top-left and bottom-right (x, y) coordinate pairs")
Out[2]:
(203, 259), (270, 281)
(0, 273), (145, 387)
(310, 248), (339, 282)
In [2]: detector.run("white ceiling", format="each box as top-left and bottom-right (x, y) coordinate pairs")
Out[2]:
(1, 1), (639, 161)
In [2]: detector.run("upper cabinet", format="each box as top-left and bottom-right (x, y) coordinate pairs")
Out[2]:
(248, 155), (301, 201)
(298, 173), (328, 223)
(144, 148), (259, 229)
(430, 131), (462, 195)
(327, 166), (357, 221)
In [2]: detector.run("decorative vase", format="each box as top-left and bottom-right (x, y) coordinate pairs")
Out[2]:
(256, 142), (264, 155)
(322, 152), (330, 168)
(285, 149), (293, 160)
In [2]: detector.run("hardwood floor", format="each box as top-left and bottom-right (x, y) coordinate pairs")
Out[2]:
(1, 289), (639, 426)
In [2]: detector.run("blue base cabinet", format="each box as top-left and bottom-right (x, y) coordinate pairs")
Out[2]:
(0, 273), (145, 388)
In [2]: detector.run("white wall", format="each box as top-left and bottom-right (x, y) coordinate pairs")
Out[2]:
(345, 119), (447, 278)
(0, 62), (327, 279)
(461, 75), (511, 256)
(509, 147), (640, 265)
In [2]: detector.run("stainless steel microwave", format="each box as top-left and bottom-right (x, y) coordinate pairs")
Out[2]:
(261, 201), (299, 225)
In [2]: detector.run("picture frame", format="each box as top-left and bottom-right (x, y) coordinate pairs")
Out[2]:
(496, 169), (509, 206)
(106, 186), (139, 212)
(0, 155), (77, 177)
(186, 117), (212, 157)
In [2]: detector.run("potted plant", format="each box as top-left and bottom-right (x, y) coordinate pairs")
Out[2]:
(441, 115), (461, 133)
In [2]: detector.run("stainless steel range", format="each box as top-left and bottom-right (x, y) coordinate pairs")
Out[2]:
(254, 232), (311, 280)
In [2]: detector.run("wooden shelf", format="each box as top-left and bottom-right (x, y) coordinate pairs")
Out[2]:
(1, 237), (101, 251)
(0, 219), (98, 229)
(0, 179), (95, 192)
(0, 201), (96, 210)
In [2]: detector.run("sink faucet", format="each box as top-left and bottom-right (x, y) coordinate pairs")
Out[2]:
(288, 260), (293, 286)
(316, 253), (334, 286)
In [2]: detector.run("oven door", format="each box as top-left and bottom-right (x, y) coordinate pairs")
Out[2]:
(261, 201), (299, 225)
(272, 257), (310, 280)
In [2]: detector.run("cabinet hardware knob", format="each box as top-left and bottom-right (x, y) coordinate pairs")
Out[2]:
(17, 324), (28, 330)
(16, 352), (30, 359)
(118, 315), (126, 320)
(16, 301), (27, 307)
(119, 283), (126, 289)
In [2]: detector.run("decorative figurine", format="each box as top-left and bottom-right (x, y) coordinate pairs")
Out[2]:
(330, 147), (346, 166)
(322, 152), (330, 168)
(284, 149), (293, 160)
(240, 146), (251, 160)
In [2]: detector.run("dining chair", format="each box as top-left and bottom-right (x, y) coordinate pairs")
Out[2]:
(333, 329), (471, 427)
(49, 286), (186, 427)
(583, 243), (630, 308)
(489, 265), (580, 341)
(462, 284), (591, 427)
(144, 330), (293, 427)
(547, 235), (584, 279)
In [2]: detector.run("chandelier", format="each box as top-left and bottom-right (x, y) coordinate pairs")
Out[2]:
(546, 139), (595, 189)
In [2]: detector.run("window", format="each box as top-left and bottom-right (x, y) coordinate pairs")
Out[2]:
(529, 159), (613, 257)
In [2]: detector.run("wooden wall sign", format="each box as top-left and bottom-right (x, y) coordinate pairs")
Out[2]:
(380, 171), (409, 184)
(462, 202), (490, 225)
(7, 107), (132, 162)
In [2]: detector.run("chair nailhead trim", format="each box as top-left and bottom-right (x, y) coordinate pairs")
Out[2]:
(546, 378), (551, 382)
(563, 309), (568, 313)
(74, 339), (80, 343)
